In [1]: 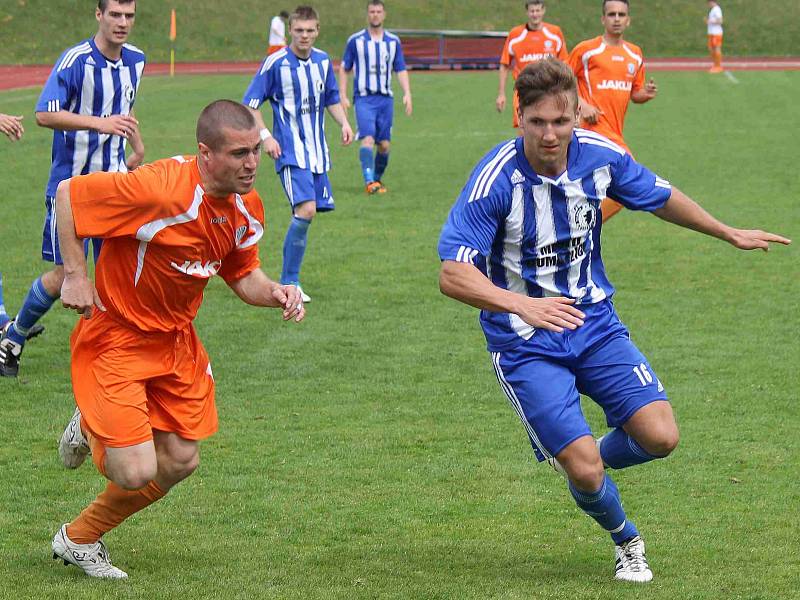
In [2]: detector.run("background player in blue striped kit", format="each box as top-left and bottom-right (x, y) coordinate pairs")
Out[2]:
(339, 0), (412, 195)
(0, 0), (145, 378)
(438, 58), (789, 583)
(244, 5), (353, 303)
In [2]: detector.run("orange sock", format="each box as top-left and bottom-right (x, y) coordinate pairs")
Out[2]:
(66, 480), (166, 544)
(600, 197), (624, 223)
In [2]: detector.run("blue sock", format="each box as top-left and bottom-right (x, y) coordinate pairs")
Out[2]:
(569, 474), (639, 544)
(280, 216), (311, 285)
(359, 146), (375, 184)
(599, 428), (661, 470)
(0, 272), (9, 329)
(375, 151), (389, 181)
(8, 277), (57, 346)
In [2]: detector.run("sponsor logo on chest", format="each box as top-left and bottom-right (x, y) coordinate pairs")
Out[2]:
(596, 79), (632, 91)
(171, 259), (222, 278)
(520, 51), (556, 62)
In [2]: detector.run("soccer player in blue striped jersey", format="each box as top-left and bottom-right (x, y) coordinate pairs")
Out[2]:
(339, 0), (412, 195)
(438, 58), (790, 583)
(0, 0), (145, 378)
(243, 5), (353, 302)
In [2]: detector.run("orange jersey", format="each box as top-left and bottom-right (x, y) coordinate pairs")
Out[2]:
(568, 36), (646, 149)
(500, 23), (568, 79)
(69, 156), (264, 333)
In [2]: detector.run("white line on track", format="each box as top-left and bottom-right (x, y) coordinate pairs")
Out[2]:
(724, 70), (740, 84)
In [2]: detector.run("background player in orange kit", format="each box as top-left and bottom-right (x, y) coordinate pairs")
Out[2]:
(568, 0), (657, 222)
(497, 0), (568, 127)
(50, 100), (304, 580)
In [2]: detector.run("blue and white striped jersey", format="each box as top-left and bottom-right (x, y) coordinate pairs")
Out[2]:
(243, 47), (340, 174)
(438, 130), (672, 351)
(36, 38), (146, 197)
(342, 29), (406, 98)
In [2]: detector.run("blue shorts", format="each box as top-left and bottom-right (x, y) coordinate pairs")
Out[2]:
(491, 300), (668, 462)
(354, 95), (394, 143)
(279, 167), (334, 213)
(42, 196), (102, 265)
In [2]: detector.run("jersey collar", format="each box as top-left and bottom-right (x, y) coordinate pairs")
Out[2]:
(88, 37), (124, 69)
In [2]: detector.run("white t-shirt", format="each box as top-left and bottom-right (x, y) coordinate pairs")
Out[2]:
(269, 15), (286, 46)
(707, 5), (723, 36)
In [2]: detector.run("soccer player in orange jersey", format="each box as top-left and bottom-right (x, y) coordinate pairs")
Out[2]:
(49, 100), (305, 579)
(497, 0), (568, 128)
(568, 0), (657, 222)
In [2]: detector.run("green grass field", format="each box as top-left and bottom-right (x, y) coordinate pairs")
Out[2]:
(1, 0), (799, 64)
(0, 70), (798, 598)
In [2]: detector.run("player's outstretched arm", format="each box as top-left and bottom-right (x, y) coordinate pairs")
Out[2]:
(439, 260), (585, 333)
(653, 187), (792, 251)
(0, 113), (24, 141)
(228, 269), (305, 322)
(36, 110), (139, 137)
(326, 103), (353, 145)
(55, 179), (106, 319)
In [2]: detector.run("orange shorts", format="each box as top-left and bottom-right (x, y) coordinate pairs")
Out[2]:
(267, 44), (286, 55)
(707, 34), (723, 50)
(70, 310), (218, 449)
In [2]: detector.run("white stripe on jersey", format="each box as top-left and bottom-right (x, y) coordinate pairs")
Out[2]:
(58, 43), (91, 72)
(72, 64), (95, 176)
(504, 183), (536, 340)
(310, 60), (328, 172)
(576, 128), (626, 153)
(541, 26), (563, 53)
(468, 141), (516, 202)
(260, 48), (287, 76)
(356, 38), (367, 95)
(295, 65), (317, 172)
(580, 42), (606, 99)
(455, 245), (479, 264)
(532, 182), (559, 298)
(133, 185), (204, 286)
(491, 352), (551, 460)
(279, 63), (306, 169)
(622, 43), (643, 67)
(233, 194), (264, 249)
(577, 137), (626, 155)
(367, 41), (377, 93)
(563, 177), (590, 298)
(506, 28), (529, 58)
(655, 177), (671, 189)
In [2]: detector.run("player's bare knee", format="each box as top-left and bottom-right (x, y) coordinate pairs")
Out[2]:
(638, 426), (680, 458)
(294, 201), (316, 221)
(114, 463), (158, 491)
(377, 140), (390, 153)
(361, 137), (375, 149)
(567, 464), (605, 492)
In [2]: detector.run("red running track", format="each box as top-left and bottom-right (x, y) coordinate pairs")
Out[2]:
(1, 57), (798, 91)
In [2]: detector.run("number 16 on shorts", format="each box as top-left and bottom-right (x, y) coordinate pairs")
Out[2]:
(633, 362), (664, 392)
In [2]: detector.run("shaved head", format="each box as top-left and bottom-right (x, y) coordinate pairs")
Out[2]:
(196, 100), (257, 150)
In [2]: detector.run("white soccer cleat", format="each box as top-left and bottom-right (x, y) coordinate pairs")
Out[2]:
(52, 524), (128, 579)
(58, 407), (91, 469)
(614, 535), (653, 583)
